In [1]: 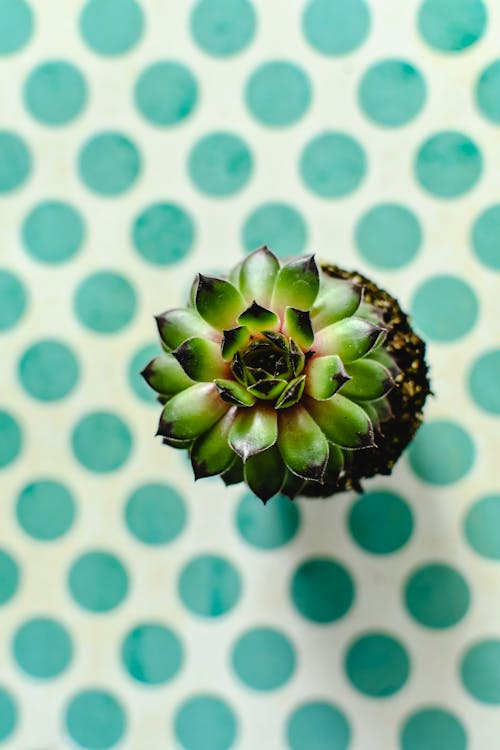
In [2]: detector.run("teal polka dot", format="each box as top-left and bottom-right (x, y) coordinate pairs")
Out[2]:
(0, 131), (31, 192)
(65, 690), (126, 749)
(0, 687), (17, 741)
(125, 482), (187, 545)
(0, 270), (27, 330)
(476, 61), (500, 123)
(0, 411), (22, 469)
(355, 204), (421, 269)
(461, 640), (500, 704)
(0, 549), (19, 605)
(0, 0), (32, 55)
(132, 203), (195, 265)
(178, 554), (241, 617)
(16, 479), (75, 541)
(411, 275), (479, 341)
(74, 272), (136, 333)
(291, 558), (354, 623)
(19, 339), (79, 401)
(415, 131), (482, 198)
(135, 62), (198, 126)
(175, 694), (237, 750)
(468, 349), (500, 414)
(79, 0), (143, 56)
(359, 60), (426, 127)
(72, 412), (132, 473)
(245, 62), (311, 127)
(78, 132), (141, 195)
(409, 420), (475, 485)
(128, 343), (160, 404)
(401, 708), (467, 750)
(348, 490), (413, 554)
(232, 627), (295, 691)
(122, 623), (183, 685)
(22, 201), (84, 264)
(13, 617), (72, 678)
(345, 632), (410, 698)
(465, 495), (500, 559)
(188, 132), (252, 197)
(418, 0), (487, 52)
(235, 491), (300, 549)
(242, 203), (307, 258)
(286, 702), (351, 750)
(69, 551), (128, 613)
(405, 564), (470, 629)
(472, 205), (500, 270)
(24, 61), (87, 126)
(303, 0), (370, 56)
(300, 132), (366, 198)
(190, 0), (256, 57)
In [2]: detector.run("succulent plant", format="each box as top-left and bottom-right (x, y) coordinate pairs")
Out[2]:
(143, 247), (430, 503)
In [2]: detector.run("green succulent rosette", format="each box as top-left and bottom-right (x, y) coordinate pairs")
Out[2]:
(143, 247), (426, 503)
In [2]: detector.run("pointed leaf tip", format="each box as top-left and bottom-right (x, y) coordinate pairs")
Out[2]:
(229, 406), (278, 461)
(284, 307), (314, 350)
(238, 246), (280, 307)
(314, 317), (387, 362)
(272, 254), (320, 313)
(244, 444), (285, 503)
(194, 273), (245, 330)
(277, 403), (329, 481)
(237, 301), (280, 331)
(304, 354), (349, 400)
(221, 326), (250, 360)
(173, 337), (228, 381)
(305, 393), (375, 450)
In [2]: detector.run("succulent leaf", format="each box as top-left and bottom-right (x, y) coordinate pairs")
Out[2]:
(156, 308), (218, 349)
(244, 444), (286, 503)
(325, 442), (343, 477)
(191, 408), (238, 479)
(311, 278), (362, 329)
(277, 404), (329, 481)
(280, 470), (305, 500)
(214, 378), (256, 407)
(230, 352), (250, 386)
(229, 406), (277, 461)
(247, 378), (287, 400)
(173, 337), (229, 381)
(305, 393), (375, 449)
(237, 301), (280, 331)
(361, 396), (393, 428)
(141, 354), (194, 395)
(158, 383), (229, 440)
(355, 300), (385, 325)
(162, 436), (193, 449)
(238, 246), (280, 307)
(275, 374), (306, 409)
(194, 274), (245, 330)
(221, 455), (244, 485)
(289, 338), (305, 375)
(272, 254), (320, 313)
(314, 317), (387, 362)
(341, 359), (394, 401)
(283, 307), (314, 350)
(221, 326), (251, 361)
(366, 347), (401, 377)
(304, 354), (349, 400)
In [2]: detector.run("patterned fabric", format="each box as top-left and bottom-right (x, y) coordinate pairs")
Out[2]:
(0, 0), (499, 748)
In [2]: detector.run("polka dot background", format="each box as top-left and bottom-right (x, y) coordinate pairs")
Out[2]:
(0, 0), (499, 747)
